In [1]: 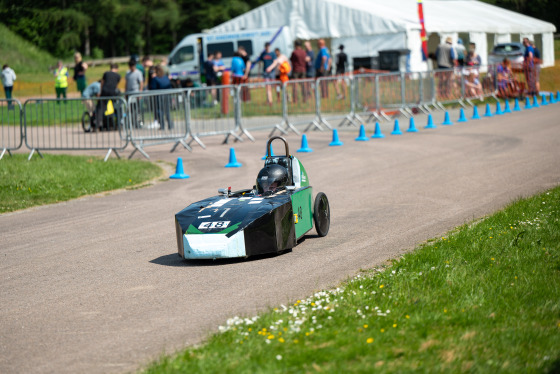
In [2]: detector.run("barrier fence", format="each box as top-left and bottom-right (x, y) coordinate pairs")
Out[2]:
(1, 64), (542, 161)
(23, 97), (128, 161)
(1, 99), (23, 159)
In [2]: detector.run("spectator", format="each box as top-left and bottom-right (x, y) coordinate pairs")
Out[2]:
(1, 64), (16, 109)
(142, 56), (154, 89)
(496, 58), (513, 98)
(73, 52), (88, 96)
(335, 44), (348, 100)
(213, 51), (226, 80)
(522, 38), (537, 96)
(530, 41), (541, 93)
(54, 60), (69, 101)
(267, 48), (291, 83)
(125, 59), (144, 94)
(464, 69), (483, 100)
(435, 37), (457, 69)
(231, 51), (246, 85)
(465, 42), (482, 67)
(149, 65), (173, 130)
(99, 63), (120, 97)
(304, 41), (315, 79)
(185, 78), (204, 107)
(204, 53), (219, 105)
(315, 39), (331, 98)
(455, 38), (466, 66)
(238, 45), (252, 101)
(435, 37), (456, 98)
(82, 80), (101, 115)
(290, 40), (307, 103)
(257, 42), (277, 105)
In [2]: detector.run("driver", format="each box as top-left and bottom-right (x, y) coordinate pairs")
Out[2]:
(256, 164), (289, 195)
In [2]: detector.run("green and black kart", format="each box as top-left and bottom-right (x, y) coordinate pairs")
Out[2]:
(175, 136), (330, 260)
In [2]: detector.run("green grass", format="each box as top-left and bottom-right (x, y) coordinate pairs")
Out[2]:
(0, 154), (163, 213)
(0, 23), (56, 74)
(144, 186), (560, 373)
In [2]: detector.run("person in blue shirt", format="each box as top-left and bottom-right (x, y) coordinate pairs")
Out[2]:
(257, 42), (277, 105)
(231, 51), (246, 85)
(314, 39), (332, 98)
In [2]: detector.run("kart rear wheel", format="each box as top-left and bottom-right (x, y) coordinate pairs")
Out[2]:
(313, 192), (330, 237)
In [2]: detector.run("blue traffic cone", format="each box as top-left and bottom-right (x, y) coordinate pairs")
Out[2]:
(541, 94), (548, 106)
(261, 145), (275, 159)
(407, 117), (419, 132)
(391, 119), (403, 135)
(457, 108), (467, 123)
(371, 122), (385, 138)
(297, 134), (313, 152)
(471, 106), (481, 120)
(532, 95), (540, 108)
(513, 98), (521, 111)
(170, 157), (190, 179)
(525, 96), (532, 109)
(495, 101), (504, 115)
(556, 90), (560, 101)
(425, 114), (437, 129)
(484, 103), (494, 117)
(225, 147), (242, 168)
(442, 111), (453, 125)
(503, 99), (512, 113)
(355, 124), (370, 141)
(329, 129), (343, 146)
(550, 92), (556, 104)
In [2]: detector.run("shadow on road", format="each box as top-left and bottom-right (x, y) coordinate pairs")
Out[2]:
(150, 249), (293, 267)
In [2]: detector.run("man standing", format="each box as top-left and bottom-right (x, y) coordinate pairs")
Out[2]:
(335, 44), (348, 100)
(522, 38), (537, 96)
(238, 45), (252, 102)
(204, 53), (219, 105)
(125, 59), (144, 94)
(257, 42), (277, 105)
(290, 40), (307, 103)
(1, 64), (16, 109)
(99, 63), (121, 97)
(315, 39), (331, 98)
(435, 37), (456, 97)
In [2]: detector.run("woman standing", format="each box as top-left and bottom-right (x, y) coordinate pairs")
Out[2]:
(73, 52), (88, 96)
(54, 60), (68, 101)
(2, 64), (16, 108)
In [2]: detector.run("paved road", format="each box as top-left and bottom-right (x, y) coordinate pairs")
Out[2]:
(1, 105), (559, 373)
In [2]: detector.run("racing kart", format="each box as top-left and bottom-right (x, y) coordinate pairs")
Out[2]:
(175, 136), (330, 260)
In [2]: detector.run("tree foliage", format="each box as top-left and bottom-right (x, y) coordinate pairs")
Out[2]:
(0, 0), (270, 58)
(0, 0), (556, 59)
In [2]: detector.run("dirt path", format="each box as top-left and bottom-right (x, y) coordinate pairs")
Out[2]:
(1, 106), (559, 373)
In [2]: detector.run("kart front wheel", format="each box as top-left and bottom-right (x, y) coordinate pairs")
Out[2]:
(313, 192), (330, 237)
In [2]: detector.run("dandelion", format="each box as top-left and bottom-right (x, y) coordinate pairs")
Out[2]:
(367, 338), (374, 344)
(393, 324), (397, 328)
(491, 258), (495, 261)
(379, 285), (384, 289)
(364, 324), (368, 329)
(405, 315), (410, 319)
(278, 338), (285, 343)
(268, 335), (275, 340)
(444, 308), (447, 313)
(380, 328), (385, 333)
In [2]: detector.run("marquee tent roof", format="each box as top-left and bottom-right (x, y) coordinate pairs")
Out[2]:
(210, 0), (556, 38)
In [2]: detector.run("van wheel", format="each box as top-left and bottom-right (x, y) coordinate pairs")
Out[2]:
(313, 192), (330, 237)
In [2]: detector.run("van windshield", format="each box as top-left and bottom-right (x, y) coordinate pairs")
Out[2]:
(171, 45), (195, 65)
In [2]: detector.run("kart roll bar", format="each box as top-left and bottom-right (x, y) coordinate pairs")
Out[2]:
(267, 136), (289, 157)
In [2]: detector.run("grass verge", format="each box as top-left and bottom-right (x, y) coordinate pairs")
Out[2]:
(0, 154), (163, 213)
(144, 186), (560, 373)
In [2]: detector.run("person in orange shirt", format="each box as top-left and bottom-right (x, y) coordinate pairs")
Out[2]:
(266, 48), (291, 102)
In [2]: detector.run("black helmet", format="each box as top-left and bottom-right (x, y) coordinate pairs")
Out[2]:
(256, 164), (289, 194)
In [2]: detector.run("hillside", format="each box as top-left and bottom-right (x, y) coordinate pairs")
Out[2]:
(0, 23), (55, 74)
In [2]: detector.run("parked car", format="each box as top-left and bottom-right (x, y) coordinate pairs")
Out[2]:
(488, 42), (525, 67)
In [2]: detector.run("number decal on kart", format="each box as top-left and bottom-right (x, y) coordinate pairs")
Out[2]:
(198, 221), (231, 230)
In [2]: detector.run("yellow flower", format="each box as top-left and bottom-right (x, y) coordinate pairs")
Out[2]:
(262, 328), (267, 332)
(305, 332), (310, 336)
(294, 339), (299, 344)
(491, 258), (495, 261)
(380, 328), (385, 333)
(311, 302), (315, 306)
(405, 315), (410, 319)
(489, 236), (493, 239)
(363, 324), (368, 329)
(248, 328), (252, 332)
(393, 324), (397, 328)
(278, 337), (285, 343)
(283, 327), (288, 332)
(268, 335), (275, 340)
(367, 338), (374, 344)
(379, 285), (384, 289)
(444, 308), (447, 313)
(514, 276), (517, 279)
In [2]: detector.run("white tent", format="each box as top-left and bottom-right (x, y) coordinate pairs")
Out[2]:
(210, 0), (556, 72)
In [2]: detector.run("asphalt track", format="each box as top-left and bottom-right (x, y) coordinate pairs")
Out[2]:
(1, 104), (559, 373)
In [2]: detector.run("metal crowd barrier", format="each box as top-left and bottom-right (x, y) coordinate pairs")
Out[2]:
(127, 89), (190, 159)
(353, 73), (384, 122)
(0, 99), (23, 159)
(23, 96), (128, 161)
(283, 78), (324, 132)
(187, 84), (242, 149)
(316, 75), (361, 128)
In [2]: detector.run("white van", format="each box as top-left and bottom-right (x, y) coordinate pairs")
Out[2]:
(168, 27), (293, 83)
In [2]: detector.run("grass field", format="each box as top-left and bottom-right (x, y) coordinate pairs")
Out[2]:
(0, 154), (163, 213)
(144, 186), (560, 373)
